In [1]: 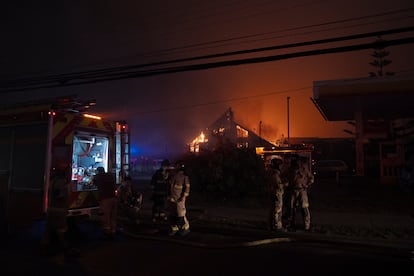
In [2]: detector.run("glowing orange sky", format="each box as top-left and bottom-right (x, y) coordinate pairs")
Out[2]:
(2, 0), (414, 157)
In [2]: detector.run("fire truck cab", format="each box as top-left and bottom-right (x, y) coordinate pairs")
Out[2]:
(0, 96), (130, 234)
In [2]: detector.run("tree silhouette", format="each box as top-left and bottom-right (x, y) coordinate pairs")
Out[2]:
(369, 36), (394, 77)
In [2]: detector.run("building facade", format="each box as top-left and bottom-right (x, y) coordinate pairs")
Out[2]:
(312, 75), (414, 184)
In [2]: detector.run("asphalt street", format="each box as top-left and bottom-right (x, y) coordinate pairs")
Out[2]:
(1, 174), (413, 276)
(125, 175), (414, 251)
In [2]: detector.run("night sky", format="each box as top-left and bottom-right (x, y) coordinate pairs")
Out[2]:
(2, 0), (414, 159)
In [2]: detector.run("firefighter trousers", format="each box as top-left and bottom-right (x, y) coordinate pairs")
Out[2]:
(287, 189), (311, 230)
(168, 200), (189, 233)
(100, 197), (118, 235)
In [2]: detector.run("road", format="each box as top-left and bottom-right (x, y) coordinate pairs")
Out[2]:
(2, 175), (413, 275)
(1, 218), (413, 275)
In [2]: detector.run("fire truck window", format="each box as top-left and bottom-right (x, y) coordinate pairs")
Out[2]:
(72, 135), (109, 192)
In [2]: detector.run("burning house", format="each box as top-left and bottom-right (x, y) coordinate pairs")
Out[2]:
(189, 107), (275, 153)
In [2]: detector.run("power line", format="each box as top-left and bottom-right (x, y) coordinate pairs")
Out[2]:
(57, 6), (412, 74)
(139, 7), (414, 58)
(1, 28), (413, 93)
(105, 36), (414, 78)
(3, 7), (412, 81)
(2, 26), (413, 89)
(134, 87), (311, 115)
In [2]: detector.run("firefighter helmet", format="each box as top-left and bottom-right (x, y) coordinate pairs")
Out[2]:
(270, 158), (282, 169)
(161, 159), (170, 167)
(175, 160), (185, 171)
(96, 166), (105, 174)
(53, 160), (69, 175)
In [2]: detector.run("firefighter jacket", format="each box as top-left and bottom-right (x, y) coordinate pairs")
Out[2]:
(94, 173), (117, 200)
(169, 170), (190, 202)
(287, 165), (314, 190)
(151, 169), (170, 197)
(117, 180), (133, 205)
(266, 167), (286, 195)
(48, 173), (70, 213)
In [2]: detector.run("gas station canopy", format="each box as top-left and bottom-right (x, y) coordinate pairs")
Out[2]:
(312, 76), (414, 121)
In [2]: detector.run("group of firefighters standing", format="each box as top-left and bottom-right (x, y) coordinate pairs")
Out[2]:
(150, 159), (191, 236)
(91, 158), (191, 238)
(42, 159), (191, 258)
(116, 158), (191, 236)
(42, 164), (120, 258)
(266, 154), (314, 232)
(42, 153), (312, 258)
(149, 154), (314, 235)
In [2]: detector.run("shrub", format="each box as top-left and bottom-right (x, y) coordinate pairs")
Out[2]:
(183, 143), (266, 201)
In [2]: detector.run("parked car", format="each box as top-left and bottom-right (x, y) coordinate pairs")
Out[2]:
(313, 159), (349, 177)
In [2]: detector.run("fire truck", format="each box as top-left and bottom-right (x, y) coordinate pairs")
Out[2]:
(256, 144), (314, 172)
(0, 96), (130, 233)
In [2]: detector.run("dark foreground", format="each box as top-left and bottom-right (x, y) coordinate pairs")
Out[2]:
(1, 175), (414, 275)
(2, 219), (413, 276)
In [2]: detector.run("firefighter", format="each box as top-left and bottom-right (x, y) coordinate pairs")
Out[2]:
(117, 175), (141, 225)
(118, 176), (133, 204)
(94, 167), (118, 240)
(285, 157), (314, 231)
(41, 161), (79, 258)
(266, 158), (288, 231)
(150, 159), (171, 222)
(168, 161), (190, 236)
(280, 154), (293, 225)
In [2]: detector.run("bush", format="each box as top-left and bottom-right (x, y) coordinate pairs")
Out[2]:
(182, 143), (266, 201)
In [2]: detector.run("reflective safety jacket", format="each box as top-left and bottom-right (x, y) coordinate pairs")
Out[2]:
(169, 171), (190, 202)
(288, 165), (314, 190)
(266, 168), (286, 195)
(151, 169), (170, 197)
(48, 174), (70, 213)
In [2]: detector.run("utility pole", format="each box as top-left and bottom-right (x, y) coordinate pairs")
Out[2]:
(259, 120), (262, 138)
(287, 96), (290, 146)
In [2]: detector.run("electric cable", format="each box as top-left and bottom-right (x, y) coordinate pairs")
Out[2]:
(1, 26), (413, 91)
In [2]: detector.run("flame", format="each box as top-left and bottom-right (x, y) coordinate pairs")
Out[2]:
(236, 125), (248, 138)
(190, 131), (208, 153)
